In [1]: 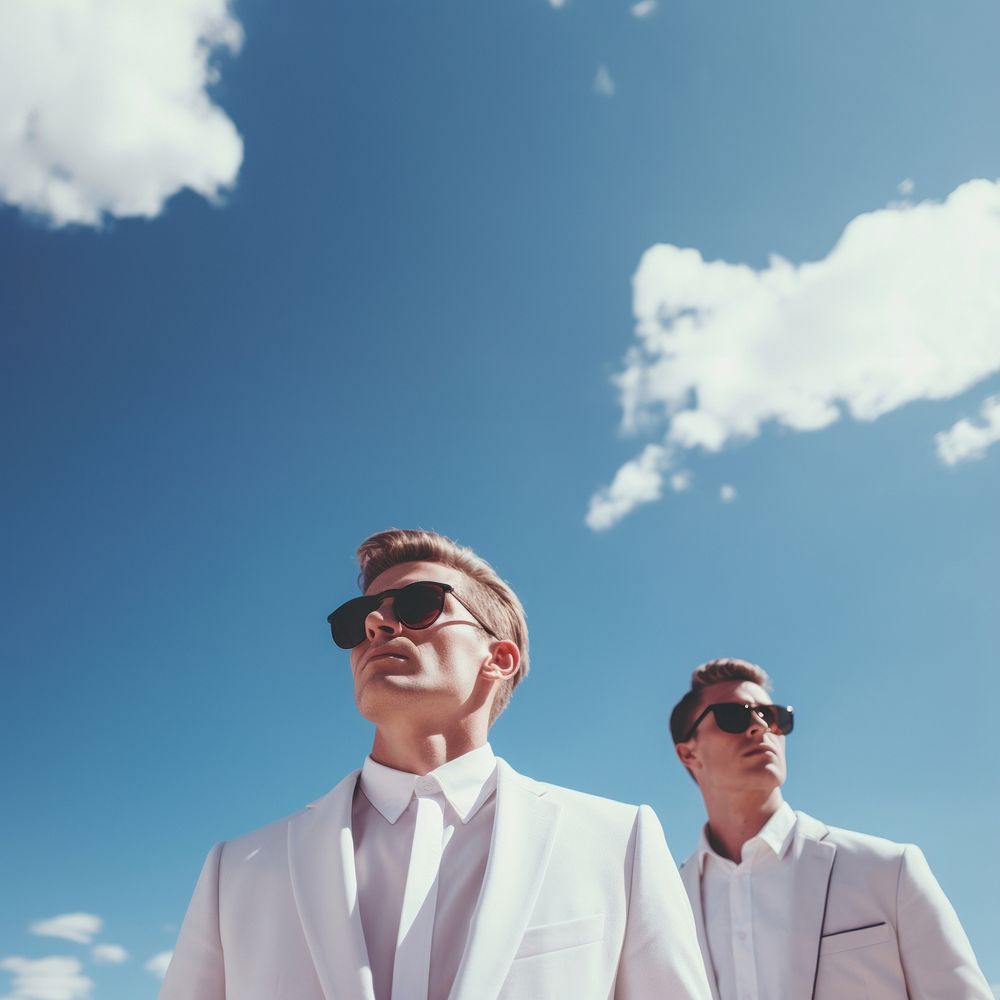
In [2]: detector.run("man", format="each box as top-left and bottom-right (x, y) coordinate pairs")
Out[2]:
(670, 657), (992, 1000)
(160, 528), (711, 1000)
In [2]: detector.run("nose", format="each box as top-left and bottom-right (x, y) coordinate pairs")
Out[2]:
(746, 707), (775, 736)
(365, 596), (402, 641)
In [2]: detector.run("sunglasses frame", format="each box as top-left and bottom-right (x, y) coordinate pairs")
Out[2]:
(682, 701), (794, 743)
(327, 580), (500, 650)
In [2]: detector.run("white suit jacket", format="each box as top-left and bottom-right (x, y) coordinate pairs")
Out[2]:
(679, 811), (992, 1000)
(160, 759), (712, 1000)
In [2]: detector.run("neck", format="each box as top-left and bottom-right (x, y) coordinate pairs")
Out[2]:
(701, 787), (785, 863)
(370, 716), (489, 775)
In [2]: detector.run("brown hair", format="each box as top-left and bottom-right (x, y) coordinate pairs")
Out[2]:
(356, 528), (529, 724)
(669, 657), (773, 745)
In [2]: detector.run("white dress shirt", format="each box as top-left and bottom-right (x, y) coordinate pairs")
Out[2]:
(352, 744), (498, 1000)
(698, 802), (798, 1000)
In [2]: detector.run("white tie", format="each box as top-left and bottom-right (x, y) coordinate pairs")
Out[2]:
(391, 783), (445, 1000)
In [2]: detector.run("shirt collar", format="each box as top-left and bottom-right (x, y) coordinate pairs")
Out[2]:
(697, 801), (797, 873)
(359, 743), (497, 825)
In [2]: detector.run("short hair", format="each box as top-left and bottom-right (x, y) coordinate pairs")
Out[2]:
(356, 528), (529, 724)
(669, 657), (773, 745)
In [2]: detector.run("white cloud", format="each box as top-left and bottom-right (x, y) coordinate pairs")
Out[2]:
(631, 0), (658, 16)
(593, 65), (615, 97)
(548, 0), (567, 7)
(935, 395), (1000, 465)
(0, 0), (243, 227)
(144, 952), (173, 980)
(898, 177), (915, 196)
(89, 944), (127, 965)
(28, 915), (102, 946)
(670, 470), (692, 492)
(0, 956), (93, 1000)
(588, 177), (1000, 527)
(720, 484), (737, 503)
(586, 443), (668, 530)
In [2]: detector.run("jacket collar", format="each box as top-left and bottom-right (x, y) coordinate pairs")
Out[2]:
(680, 808), (835, 1000)
(288, 770), (375, 1000)
(286, 758), (561, 1000)
(789, 811), (836, 1000)
(447, 759), (561, 1000)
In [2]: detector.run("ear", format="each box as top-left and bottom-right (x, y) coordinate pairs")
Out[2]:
(480, 640), (520, 682)
(675, 739), (699, 773)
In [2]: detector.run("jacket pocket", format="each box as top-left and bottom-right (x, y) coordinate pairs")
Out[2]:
(820, 921), (892, 956)
(513, 913), (605, 960)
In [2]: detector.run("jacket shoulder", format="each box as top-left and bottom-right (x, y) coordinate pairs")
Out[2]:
(798, 811), (911, 865)
(219, 770), (360, 857)
(504, 763), (641, 829)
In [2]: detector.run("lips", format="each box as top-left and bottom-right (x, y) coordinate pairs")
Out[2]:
(360, 644), (412, 673)
(744, 742), (778, 758)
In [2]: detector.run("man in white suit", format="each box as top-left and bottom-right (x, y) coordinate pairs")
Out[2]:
(160, 528), (711, 1000)
(669, 658), (992, 1000)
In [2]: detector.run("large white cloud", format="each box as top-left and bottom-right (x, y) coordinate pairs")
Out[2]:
(28, 915), (101, 946)
(587, 178), (1000, 529)
(0, 0), (243, 227)
(0, 956), (93, 1000)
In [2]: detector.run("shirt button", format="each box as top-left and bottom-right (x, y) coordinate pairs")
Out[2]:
(416, 777), (436, 794)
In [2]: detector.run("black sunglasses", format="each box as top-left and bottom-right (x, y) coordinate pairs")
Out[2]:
(682, 702), (794, 742)
(327, 580), (499, 650)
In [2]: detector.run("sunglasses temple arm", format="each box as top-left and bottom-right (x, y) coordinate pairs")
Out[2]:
(451, 593), (500, 640)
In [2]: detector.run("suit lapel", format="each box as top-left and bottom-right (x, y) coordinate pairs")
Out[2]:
(787, 812), (836, 1000)
(680, 858), (721, 1000)
(448, 759), (561, 1000)
(288, 771), (376, 1000)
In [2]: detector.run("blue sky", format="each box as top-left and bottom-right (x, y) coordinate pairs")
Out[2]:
(2, 0), (999, 997)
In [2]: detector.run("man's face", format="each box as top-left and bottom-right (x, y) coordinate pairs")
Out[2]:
(676, 680), (788, 794)
(349, 560), (499, 725)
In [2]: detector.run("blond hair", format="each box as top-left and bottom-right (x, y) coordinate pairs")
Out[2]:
(356, 528), (529, 724)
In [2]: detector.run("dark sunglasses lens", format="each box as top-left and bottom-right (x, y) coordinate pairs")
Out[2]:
(754, 704), (794, 734)
(774, 706), (794, 735)
(329, 597), (374, 649)
(394, 582), (447, 629)
(712, 703), (753, 733)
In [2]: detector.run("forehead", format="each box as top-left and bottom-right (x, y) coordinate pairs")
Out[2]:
(365, 559), (469, 595)
(697, 679), (773, 712)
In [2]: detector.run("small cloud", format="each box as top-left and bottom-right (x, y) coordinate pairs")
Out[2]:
(670, 470), (692, 492)
(720, 484), (737, 503)
(145, 952), (173, 980)
(548, 0), (567, 7)
(935, 395), (1000, 465)
(586, 444), (668, 530)
(593, 65), (615, 97)
(631, 0), (658, 16)
(0, 956), (93, 1000)
(91, 944), (128, 965)
(29, 914), (102, 945)
(898, 177), (915, 196)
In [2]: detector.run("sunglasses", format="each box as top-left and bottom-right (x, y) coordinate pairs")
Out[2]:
(327, 580), (499, 650)
(682, 702), (794, 742)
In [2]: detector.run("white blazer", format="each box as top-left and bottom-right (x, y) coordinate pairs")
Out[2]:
(680, 811), (992, 1000)
(159, 759), (712, 1000)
